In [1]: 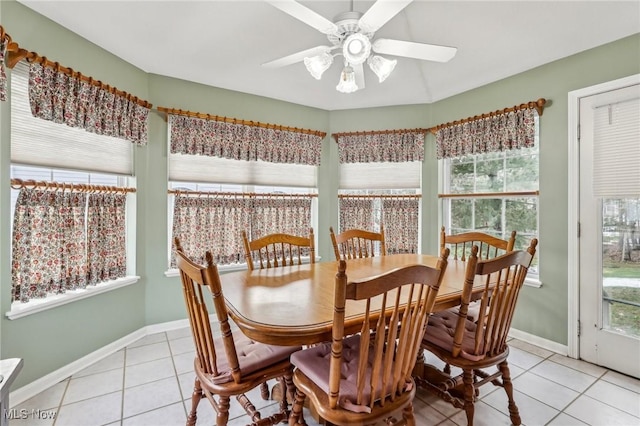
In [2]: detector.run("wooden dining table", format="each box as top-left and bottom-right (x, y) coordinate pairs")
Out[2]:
(220, 253), (475, 347)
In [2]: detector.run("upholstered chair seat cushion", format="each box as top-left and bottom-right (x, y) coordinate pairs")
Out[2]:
(290, 334), (409, 413)
(423, 310), (486, 362)
(206, 330), (301, 384)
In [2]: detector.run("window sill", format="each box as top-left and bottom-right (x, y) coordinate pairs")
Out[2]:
(524, 277), (542, 288)
(5, 276), (140, 320)
(165, 262), (248, 278)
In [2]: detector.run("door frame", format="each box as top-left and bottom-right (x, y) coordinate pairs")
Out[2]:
(567, 74), (640, 359)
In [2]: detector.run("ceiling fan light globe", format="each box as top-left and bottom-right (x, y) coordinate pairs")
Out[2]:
(304, 52), (333, 80)
(368, 55), (397, 83)
(336, 66), (358, 93)
(342, 33), (371, 65)
(348, 39), (364, 55)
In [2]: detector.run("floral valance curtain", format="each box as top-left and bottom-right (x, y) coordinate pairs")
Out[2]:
(28, 62), (150, 145)
(11, 188), (129, 303)
(382, 198), (420, 255)
(169, 114), (323, 166)
(0, 34), (7, 101)
(336, 131), (425, 164)
(435, 108), (537, 159)
(171, 194), (312, 267)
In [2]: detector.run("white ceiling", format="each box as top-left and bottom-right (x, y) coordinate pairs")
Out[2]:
(17, 0), (640, 111)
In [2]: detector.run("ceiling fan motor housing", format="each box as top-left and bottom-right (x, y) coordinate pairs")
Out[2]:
(327, 11), (373, 46)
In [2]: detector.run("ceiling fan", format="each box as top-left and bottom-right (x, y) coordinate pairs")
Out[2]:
(262, 0), (457, 93)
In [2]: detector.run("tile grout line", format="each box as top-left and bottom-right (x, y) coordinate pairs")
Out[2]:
(166, 331), (191, 421)
(120, 345), (127, 425)
(51, 378), (70, 426)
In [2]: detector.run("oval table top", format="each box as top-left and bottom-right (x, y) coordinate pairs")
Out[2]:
(219, 254), (474, 346)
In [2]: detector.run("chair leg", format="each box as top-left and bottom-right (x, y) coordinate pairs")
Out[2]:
(187, 378), (203, 426)
(260, 381), (270, 400)
(276, 377), (289, 415)
(236, 393), (260, 423)
(401, 401), (416, 426)
(288, 388), (307, 426)
(462, 369), (475, 426)
(284, 373), (296, 406)
(216, 396), (231, 426)
(499, 360), (521, 426)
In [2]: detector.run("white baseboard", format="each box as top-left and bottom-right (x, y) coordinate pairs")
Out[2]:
(509, 327), (569, 356)
(10, 318), (192, 407)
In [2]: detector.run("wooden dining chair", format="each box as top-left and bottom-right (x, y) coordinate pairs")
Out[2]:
(174, 238), (301, 426)
(241, 228), (314, 399)
(417, 239), (538, 426)
(330, 224), (386, 261)
(441, 226), (517, 322)
(441, 225), (516, 261)
(242, 228), (315, 271)
(288, 248), (450, 426)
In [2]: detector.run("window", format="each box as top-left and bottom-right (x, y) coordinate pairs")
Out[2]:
(7, 61), (142, 318)
(338, 189), (421, 255)
(165, 113), (323, 271)
(441, 139), (540, 276)
(335, 130), (426, 255)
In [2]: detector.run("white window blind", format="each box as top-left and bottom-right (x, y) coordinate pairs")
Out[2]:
(10, 61), (133, 175)
(593, 86), (640, 197)
(339, 161), (421, 189)
(168, 130), (317, 188)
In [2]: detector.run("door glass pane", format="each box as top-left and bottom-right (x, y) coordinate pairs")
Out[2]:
(602, 198), (640, 338)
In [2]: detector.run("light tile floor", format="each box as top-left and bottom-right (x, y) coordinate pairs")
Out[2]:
(10, 327), (640, 426)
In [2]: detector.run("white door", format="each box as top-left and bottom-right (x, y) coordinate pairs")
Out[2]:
(578, 82), (640, 378)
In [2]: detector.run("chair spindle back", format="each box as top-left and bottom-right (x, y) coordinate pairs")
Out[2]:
(330, 224), (387, 261)
(174, 238), (241, 382)
(454, 239), (537, 359)
(329, 248), (449, 411)
(441, 226), (516, 261)
(242, 228), (315, 271)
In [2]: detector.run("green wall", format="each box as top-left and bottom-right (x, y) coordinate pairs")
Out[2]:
(1, 0), (639, 390)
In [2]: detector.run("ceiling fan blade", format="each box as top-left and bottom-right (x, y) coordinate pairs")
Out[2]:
(372, 39), (457, 62)
(358, 0), (414, 33)
(265, 0), (338, 35)
(262, 45), (333, 68)
(354, 63), (366, 90)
